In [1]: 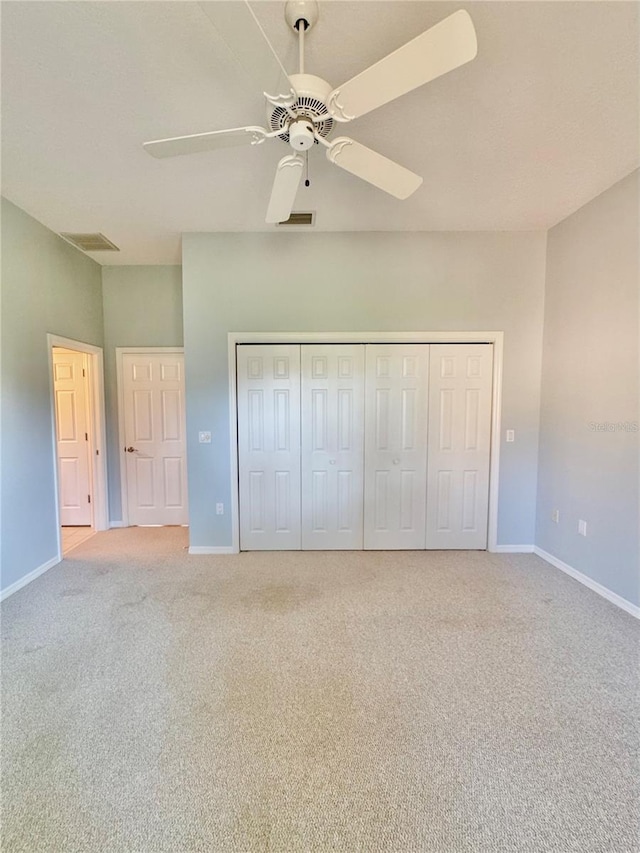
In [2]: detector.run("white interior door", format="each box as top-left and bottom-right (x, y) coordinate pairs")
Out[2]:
(364, 344), (430, 549)
(426, 344), (493, 549)
(238, 345), (301, 550)
(122, 352), (188, 526)
(301, 345), (365, 550)
(53, 349), (92, 526)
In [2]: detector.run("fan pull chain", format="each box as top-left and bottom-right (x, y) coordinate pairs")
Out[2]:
(305, 151), (310, 187)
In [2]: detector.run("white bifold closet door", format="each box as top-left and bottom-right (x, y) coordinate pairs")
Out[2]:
(363, 345), (430, 549)
(426, 344), (493, 549)
(237, 345), (301, 550)
(301, 345), (365, 549)
(237, 342), (493, 551)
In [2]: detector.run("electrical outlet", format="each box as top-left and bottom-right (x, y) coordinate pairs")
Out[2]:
(199, 431), (212, 444)
(578, 519), (587, 536)
(216, 503), (224, 515)
(551, 509), (560, 524)
(506, 429), (515, 442)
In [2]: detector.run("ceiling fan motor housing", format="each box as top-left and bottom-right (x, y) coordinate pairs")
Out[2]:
(267, 73), (334, 145)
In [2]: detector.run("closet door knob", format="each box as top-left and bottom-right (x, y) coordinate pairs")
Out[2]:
(329, 459), (336, 465)
(393, 458), (400, 465)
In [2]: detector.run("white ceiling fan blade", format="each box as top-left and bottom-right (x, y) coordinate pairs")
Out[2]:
(143, 126), (268, 159)
(327, 10), (477, 122)
(326, 138), (422, 200)
(199, 1), (296, 107)
(266, 154), (304, 223)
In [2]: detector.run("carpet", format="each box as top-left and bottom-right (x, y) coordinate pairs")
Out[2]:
(2, 527), (638, 852)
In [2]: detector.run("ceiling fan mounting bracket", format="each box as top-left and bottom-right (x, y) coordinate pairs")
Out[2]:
(327, 90), (353, 123)
(326, 137), (352, 163)
(285, 1), (318, 33)
(264, 90), (297, 110)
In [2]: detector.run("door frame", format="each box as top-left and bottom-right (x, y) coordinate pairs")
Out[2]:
(228, 331), (504, 554)
(116, 346), (185, 526)
(48, 335), (108, 555)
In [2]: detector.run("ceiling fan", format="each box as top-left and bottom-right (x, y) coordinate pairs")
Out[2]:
(143, 1), (477, 223)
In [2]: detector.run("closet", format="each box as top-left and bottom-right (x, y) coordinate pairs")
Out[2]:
(237, 343), (493, 551)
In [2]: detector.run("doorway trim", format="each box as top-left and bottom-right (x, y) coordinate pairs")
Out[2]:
(227, 331), (504, 554)
(116, 346), (185, 526)
(48, 334), (108, 558)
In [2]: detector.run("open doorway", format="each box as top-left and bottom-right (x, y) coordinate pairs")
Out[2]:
(48, 335), (108, 557)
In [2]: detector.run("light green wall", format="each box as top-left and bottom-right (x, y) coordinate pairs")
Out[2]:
(1, 198), (103, 592)
(536, 170), (639, 605)
(4, 184), (635, 606)
(182, 231), (547, 549)
(101, 265), (183, 521)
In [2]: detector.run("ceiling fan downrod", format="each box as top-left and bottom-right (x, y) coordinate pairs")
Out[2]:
(298, 21), (305, 74)
(285, 0), (318, 74)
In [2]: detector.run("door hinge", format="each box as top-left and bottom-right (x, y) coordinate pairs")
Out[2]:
(96, 449), (99, 456)
(82, 368), (86, 377)
(85, 432), (88, 441)
(88, 494), (91, 503)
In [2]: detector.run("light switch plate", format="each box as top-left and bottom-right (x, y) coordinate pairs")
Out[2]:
(506, 429), (515, 442)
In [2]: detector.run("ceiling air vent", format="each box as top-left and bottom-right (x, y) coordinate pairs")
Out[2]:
(277, 212), (315, 226)
(60, 233), (120, 252)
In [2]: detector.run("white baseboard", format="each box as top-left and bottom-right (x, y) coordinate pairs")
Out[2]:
(492, 544), (535, 553)
(109, 521), (125, 528)
(534, 547), (640, 619)
(188, 545), (236, 555)
(0, 555), (61, 603)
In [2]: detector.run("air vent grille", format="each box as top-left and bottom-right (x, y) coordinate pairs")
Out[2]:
(60, 233), (120, 252)
(277, 212), (315, 226)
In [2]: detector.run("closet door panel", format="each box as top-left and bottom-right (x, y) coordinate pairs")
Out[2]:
(364, 344), (430, 549)
(237, 340), (493, 553)
(426, 344), (493, 549)
(238, 345), (301, 550)
(301, 345), (365, 549)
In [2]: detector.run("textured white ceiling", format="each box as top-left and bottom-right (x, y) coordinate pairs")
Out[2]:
(1, 1), (638, 265)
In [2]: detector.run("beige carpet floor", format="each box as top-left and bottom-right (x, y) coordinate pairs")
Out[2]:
(1, 528), (638, 852)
